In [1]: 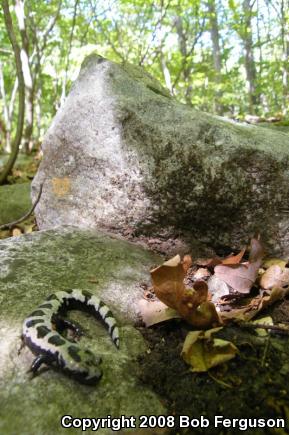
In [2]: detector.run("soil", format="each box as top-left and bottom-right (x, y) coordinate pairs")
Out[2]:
(137, 299), (289, 435)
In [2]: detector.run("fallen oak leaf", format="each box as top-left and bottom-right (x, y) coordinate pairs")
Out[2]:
(195, 248), (245, 269)
(181, 327), (238, 372)
(214, 238), (264, 294)
(151, 254), (185, 309)
(214, 263), (258, 294)
(221, 248), (246, 265)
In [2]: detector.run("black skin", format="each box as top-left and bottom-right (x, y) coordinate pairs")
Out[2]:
(18, 315), (84, 377)
(20, 316), (85, 376)
(30, 354), (52, 373)
(52, 316), (84, 340)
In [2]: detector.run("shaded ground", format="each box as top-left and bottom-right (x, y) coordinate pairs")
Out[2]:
(137, 300), (289, 435)
(0, 152), (39, 184)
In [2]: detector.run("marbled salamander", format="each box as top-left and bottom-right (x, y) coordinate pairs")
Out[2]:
(22, 289), (119, 385)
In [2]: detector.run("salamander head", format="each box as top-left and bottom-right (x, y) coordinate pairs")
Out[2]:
(61, 346), (102, 385)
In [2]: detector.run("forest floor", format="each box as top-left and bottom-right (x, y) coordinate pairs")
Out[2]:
(1, 122), (289, 434)
(136, 300), (289, 435)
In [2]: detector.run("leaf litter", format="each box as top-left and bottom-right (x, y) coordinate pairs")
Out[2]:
(138, 237), (289, 372)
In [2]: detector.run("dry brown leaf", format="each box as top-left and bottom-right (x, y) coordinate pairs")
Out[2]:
(151, 255), (220, 328)
(184, 301), (221, 328)
(151, 255), (185, 309)
(260, 265), (289, 289)
(220, 286), (288, 322)
(214, 238), (264, 294)
(214, 263), (258, 293)
(176, 281), (208, 322)
(221, 248), (246, 265)
(182, 254), (193, 272)
(138, 299), (180, 327)
(181, 327), (238, 372)
(257, 287), (288, 312)
(220, 306), (252, 322)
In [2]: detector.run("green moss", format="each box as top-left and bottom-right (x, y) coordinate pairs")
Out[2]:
(0, 182), (31, 225)
(0, 229), (165, 434)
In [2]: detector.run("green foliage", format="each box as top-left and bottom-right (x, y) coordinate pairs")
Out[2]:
(0, 0), (288, 152)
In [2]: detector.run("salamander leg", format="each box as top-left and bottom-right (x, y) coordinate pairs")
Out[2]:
(18, 335), (25, 355)
(29, 355), (50, 374)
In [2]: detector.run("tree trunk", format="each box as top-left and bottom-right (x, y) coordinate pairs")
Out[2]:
(14, 0), (34, 154)
(0, 60), (11, 152)
(281, 0), (289, 114)
(174, 15), (193, 104)
(60, 0), (79, 106)
(242, 0), (260, 114)
(0, 0), (25, 185)
(160, 54), (173, 95)
(207, 0), (223, 114)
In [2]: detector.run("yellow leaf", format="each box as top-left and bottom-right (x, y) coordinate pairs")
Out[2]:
(181, 327), (238, 372)
(262, 258), (287, 269)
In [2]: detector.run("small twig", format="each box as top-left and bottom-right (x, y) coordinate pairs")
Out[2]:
(208, 372), (233, 389)
(0, 182), (43, 230)
(238, 321), (289, 335)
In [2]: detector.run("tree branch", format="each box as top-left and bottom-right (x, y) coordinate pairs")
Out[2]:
(0, 0), (25, 184)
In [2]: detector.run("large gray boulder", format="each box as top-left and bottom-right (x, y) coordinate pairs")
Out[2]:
(0, 228), (165, 435)
(33, 54), (289, 255)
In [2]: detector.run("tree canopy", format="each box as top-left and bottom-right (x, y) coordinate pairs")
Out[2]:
(0, 0), (288, 157)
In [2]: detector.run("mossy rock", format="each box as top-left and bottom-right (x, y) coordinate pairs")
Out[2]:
(0, 227), (165, 435)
